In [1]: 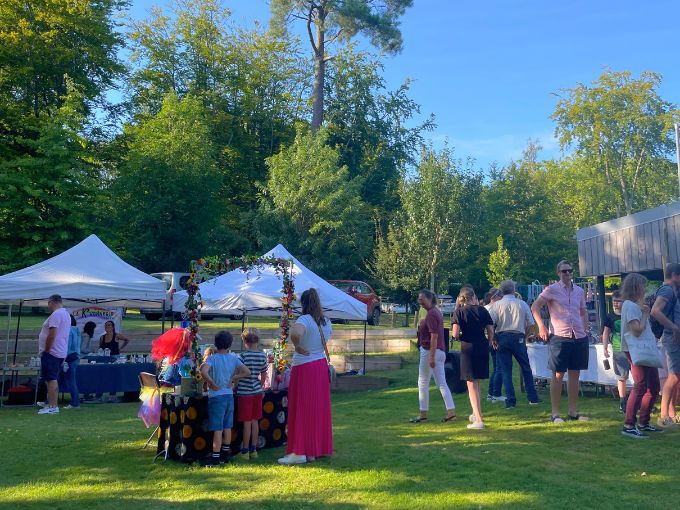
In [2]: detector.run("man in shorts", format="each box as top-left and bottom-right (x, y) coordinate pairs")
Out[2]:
(531, 260), (590, 423)
(650, 262), (680, 428)
(602, 290), (629, 413)
(37, 294), (71, 415)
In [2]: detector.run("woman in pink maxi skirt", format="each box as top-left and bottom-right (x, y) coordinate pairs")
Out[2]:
(278, 288), (333, 465)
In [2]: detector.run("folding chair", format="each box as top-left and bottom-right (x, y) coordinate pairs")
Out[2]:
(138, 372), (161, 449)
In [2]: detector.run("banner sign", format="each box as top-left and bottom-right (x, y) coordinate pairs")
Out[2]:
(67, 306), (123, 350)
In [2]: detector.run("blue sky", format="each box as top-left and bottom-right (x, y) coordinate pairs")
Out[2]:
(126, 0), (680, 170)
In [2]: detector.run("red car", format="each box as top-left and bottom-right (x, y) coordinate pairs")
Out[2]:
(329, 280), (381, 325)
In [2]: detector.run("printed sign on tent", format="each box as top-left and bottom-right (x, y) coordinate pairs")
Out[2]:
(67, 306), (123, 352)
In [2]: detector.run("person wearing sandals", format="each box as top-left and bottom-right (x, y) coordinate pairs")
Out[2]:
(487, 280), (542, 410)
(410, 289), (456, 424)
(278, 288), (333, 465)
(531, 260), (590, 424)
(451, 287), (495, 429)
(620, 273), (663, 438)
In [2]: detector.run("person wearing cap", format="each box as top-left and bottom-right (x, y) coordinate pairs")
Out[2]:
(531, 260), (590, 423)
(37, 295), (71, 415)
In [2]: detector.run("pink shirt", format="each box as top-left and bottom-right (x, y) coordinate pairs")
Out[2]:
(539, 281), (587, 338)
(38, 307), (71, 358)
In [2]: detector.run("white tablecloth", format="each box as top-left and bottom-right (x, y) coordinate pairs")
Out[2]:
(526, 343), (634, 386)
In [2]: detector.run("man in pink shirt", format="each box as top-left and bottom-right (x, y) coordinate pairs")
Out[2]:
(531, 260), (590, 424)
(37, 294), (71, 415)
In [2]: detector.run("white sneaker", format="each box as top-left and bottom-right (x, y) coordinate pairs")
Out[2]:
(467, 421), (485, 429)
(491, 396), (506, 403)
(468, 414), (476, 423)
(278, 453), (307, 465)
(63, 405), (80, 409)
(36, 401), (46, 408)
(37, 406), (59, 415)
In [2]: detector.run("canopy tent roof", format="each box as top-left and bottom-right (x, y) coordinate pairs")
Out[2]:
(0, 234), (167, 306)
(172, 245), (367, 321)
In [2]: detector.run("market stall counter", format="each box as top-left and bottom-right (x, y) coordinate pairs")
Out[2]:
(76, 361), (157, 395)
(157, 390), (288, 463)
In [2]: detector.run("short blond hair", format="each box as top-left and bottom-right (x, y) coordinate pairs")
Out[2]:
(556, 259), (572, 273)
(241, 327), (260, 344)
(621, 273), (647, 302)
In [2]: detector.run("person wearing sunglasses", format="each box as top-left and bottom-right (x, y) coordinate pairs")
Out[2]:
(531, 260), (590, 424)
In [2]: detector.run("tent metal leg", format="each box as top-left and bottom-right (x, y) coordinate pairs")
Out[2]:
(2, 304), (12, 408)
(161, 300), (166, 333)
(363, 321), (367, 374)
(12, 301), (22, 365)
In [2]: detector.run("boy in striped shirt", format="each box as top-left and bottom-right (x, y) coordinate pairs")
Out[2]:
(236, 328), (269, 459)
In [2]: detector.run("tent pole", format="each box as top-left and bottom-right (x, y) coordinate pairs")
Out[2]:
(241, 312), (246, 351)
(4, 303), (12, 369)
(363, 320), (367, 375)
(12, 301), (22, 365)
(161, 300), (166, 333)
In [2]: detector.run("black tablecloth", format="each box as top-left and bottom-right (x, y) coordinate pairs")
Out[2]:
(76, 362), (156, 394)
(157, 391), (288, 463)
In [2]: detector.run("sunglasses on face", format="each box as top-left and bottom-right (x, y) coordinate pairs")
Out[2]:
(560, 269), (573, 274)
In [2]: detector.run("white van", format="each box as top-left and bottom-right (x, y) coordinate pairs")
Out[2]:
(141, 272), (190, 320)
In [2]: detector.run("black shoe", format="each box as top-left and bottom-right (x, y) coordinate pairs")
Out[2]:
(621, 426), (648, 439)
(640, 424), (664, 433)
(219, 451), (231, 464)
(505, 403), (516, 409)
(200, 456), (220, 467)
(529, 399), (543, 405)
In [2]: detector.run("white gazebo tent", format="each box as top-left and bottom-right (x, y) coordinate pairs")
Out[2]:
(172, 244), (369, 370)
(0, 234), (167, 365)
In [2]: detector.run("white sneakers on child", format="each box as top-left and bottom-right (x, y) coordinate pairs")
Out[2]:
(277, 453), (307, 465)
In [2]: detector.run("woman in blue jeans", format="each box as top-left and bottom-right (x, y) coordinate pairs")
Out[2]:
(62, 315), (81, 409)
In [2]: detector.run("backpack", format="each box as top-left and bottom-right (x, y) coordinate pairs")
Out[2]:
(648, 284), (677, 339)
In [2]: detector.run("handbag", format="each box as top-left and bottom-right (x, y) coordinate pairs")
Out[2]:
(625, 328), (664, 368)
(317, 322), (336, 384)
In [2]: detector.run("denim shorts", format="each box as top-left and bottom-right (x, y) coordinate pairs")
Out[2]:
(612, 351), (630, 381)
(548, 335), (589, 372)
(662, 337), (680, 375)
(208, 394), (234, 431)
(40, 352), (63, 382)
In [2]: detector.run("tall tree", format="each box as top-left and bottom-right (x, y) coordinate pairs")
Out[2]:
(253, 127), (372, 278)
(109, 93), (223, 271)
(372, 146), (483, 293)
(324, 47), (433, 212)
(0, 83), (97, 272)
(270, 0), (413, 131)
(551, 70), (680, 216)
(486, 235), (511, 287)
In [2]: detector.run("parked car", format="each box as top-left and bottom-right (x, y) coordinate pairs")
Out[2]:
(437, 294), (455, 315)
(140, 272), (216, 321)
(329, 280), (382, 325)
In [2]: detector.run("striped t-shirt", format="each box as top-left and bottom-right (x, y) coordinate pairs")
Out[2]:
(237, 350), (268, 395)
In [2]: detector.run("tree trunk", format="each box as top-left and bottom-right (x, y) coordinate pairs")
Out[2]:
(311, 8), (325, 133)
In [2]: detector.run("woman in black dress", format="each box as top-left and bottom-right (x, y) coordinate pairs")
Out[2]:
(451, 287), (496, 429)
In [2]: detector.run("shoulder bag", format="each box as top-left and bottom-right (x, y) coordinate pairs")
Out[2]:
(317, 321), (337, 384)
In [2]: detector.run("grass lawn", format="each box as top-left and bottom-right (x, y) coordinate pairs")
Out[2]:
(1, 354), (678, 510)
(2, 312), (415, 332)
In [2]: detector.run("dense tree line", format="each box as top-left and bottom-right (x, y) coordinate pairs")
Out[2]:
(1, 0), (679, 301)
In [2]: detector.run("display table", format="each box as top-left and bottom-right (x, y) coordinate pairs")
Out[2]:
(0, 366), (40, 407)
(157, 390), (288, 463)
(526, 343), (633, 386)
(76, 362), (156, 395)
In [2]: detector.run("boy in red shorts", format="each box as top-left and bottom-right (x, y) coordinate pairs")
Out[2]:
(236, 328), (269, 459)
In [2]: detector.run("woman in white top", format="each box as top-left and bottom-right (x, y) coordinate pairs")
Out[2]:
(278, 288), (333, 465)
(620, 273), (662, 438)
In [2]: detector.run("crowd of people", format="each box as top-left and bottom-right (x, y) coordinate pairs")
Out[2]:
(32, 258), (680, 466)
(412, 259), (680, 439)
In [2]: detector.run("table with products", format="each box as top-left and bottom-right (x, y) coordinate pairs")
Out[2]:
(76, 360), (157, 395)
(157, 390), (288, 463)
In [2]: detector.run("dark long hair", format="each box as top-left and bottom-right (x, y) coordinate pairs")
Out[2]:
(301, 288), (327, 326)
(101, 320), (116, 340)
(83, 321), (96, 337)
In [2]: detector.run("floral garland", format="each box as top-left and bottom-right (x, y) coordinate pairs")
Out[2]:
(184, 255), (295, 379)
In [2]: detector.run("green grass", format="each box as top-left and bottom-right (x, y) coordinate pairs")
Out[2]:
(1, 355), (678, 510)
(1, 312), (414, 332)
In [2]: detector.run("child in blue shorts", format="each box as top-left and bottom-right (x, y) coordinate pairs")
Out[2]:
(199, 331), (250, 467)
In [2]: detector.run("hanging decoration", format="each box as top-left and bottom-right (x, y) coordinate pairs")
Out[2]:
(184, 256), (295, 379)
